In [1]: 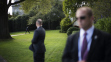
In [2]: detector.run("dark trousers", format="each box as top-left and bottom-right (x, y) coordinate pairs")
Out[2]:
(25, 30), (30, 34)
(33, 53), (45, 62)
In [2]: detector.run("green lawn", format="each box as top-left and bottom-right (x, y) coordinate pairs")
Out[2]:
(0, 30), (68, 62)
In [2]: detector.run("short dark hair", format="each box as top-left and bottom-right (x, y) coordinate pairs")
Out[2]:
(77, 6), (93, 17)
(36, 19), (42, 25)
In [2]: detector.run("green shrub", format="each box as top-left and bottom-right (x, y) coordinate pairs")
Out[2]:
(95, 18), (111, 34)
(56, 26), (60, 30)
(60, 16), (72, 33)
(67, 27), (79, 36)
(8, 14), (29, 32)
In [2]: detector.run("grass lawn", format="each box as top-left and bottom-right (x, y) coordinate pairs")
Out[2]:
(0, 30), (69, 62)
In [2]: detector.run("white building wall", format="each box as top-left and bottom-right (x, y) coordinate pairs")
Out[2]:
(8, 0), (24, 15)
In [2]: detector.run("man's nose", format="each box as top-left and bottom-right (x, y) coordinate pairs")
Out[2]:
(78, 19), (82, 22)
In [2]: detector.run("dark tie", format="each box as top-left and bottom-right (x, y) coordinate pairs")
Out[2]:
(81, 32), (88, 60)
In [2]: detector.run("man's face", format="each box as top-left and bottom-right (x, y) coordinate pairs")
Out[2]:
(36, 22), (39, 27)
(76, 10), (93, 29)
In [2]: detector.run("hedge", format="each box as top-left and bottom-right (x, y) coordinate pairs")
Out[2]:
(67, 27), (79, 36)
(60, 16), (72, 33)
(95, 18), (111, 34)
(8, 14), (29, 32)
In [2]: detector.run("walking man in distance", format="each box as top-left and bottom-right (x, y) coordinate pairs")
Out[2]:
(25, 26), (30, 34)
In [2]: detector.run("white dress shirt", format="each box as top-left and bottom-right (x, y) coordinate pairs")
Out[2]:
(78, 25), (94, 61)
(37, 26), (40, 29)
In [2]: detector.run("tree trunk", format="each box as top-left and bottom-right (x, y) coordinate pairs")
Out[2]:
(0, 0), (12, 39)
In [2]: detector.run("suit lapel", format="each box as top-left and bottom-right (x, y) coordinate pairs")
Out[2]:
(87, 28), (98, 60)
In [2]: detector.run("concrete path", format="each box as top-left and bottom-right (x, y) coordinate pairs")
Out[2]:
(11, 34), (25, 37)
(0, 56), (7, 62)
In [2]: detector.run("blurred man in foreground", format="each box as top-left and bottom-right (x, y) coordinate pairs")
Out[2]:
(29, 19), (46, 62)
(62, 7), (111, 62)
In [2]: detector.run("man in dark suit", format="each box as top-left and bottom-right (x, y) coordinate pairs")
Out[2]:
(62, 7), (111, 62)
(29, 19), (46, 62)
(25, 26), (30, 34)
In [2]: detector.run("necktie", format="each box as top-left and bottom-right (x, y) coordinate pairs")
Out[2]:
(81, 32), (88, 60)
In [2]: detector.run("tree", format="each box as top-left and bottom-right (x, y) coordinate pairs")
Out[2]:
(28, 0), (65, 29)
(0, 0), (25, 39)
(92, 0), (111, 19)
(20, 0), (55, 14)
(62, 0), (97, 17)
(43, 1), (65, 29)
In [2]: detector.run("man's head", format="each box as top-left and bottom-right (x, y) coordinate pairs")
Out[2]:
(76, 7), (94, 31)
(36, 19), (42, 27)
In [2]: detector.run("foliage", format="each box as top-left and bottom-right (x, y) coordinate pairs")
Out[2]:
(28, 1), (65, 23)
(28, 1), (65, 30)
(62, 0), (111, 19)
(92, 0), (111, 19)
(8, 14), (12, 18)
(67, 27), (79, 36)
(60, 16), (72, 33)
(62, 0), (97, 17)
(56, 26), (60, 30)
(28, 12), (44, 25)
(8, 14), (29, 32)
(20, 0), (55, 14)
(95, 18), (111, 34)
(12, 12), (19, 17)
(8, 1), (65, 31)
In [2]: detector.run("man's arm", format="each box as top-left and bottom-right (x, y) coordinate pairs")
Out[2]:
(62, 35), (74, 62)
(32, 30), (39, 43)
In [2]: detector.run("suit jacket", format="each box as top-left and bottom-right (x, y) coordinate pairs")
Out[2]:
(62, 28), (111, 62)
(29, 26), (46, 53)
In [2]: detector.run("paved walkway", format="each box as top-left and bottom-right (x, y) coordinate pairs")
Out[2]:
(11, 34), (25, 37)
(0, 56), (7, 62)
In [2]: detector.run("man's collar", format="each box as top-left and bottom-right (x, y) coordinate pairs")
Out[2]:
(37, 26), (40, 29)
(80, 25), (94, 37)
(37, 26), (42, 29)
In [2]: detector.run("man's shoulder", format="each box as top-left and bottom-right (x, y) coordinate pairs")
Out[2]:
(66, 32), (79, 44)
(35, 29), (38, 31)
(68, 31), (79, 39)
(95, 28), (111, 37)
(35, 27), (45, 32)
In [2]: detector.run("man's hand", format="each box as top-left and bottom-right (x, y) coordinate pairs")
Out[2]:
(78, 60), (86, 62)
